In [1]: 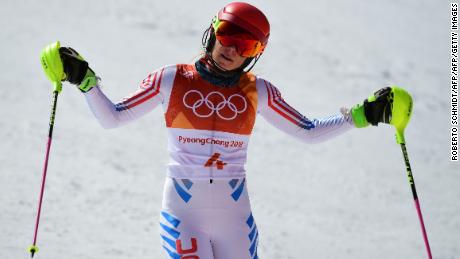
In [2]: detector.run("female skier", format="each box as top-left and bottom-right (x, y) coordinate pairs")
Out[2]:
(43, 2), (400, 259)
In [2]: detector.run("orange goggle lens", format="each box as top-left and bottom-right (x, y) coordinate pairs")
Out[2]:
(215, 35), (264, 58)
(213, 19), (265, 57)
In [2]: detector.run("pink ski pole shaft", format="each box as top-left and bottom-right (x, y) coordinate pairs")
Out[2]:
(399, 142), (432, 259)
(29, 90), (59, 258)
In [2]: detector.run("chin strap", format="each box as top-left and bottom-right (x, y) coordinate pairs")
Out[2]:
(204, 52), (244, 76)
(195, 57), (241, 87)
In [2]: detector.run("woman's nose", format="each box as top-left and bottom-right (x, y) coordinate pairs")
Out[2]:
(222, 45), (238, 56)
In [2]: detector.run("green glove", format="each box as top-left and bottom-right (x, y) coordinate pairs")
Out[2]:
(59, 47), (98, 92)
(351, 87), (393, 128)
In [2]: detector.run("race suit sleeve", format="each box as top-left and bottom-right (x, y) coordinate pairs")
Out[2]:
(83, 65), (176, 128)
(257, 78), (355, 144)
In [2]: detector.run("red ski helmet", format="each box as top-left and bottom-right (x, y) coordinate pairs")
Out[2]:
(201, 2), (270, 73)
(216, 2), (270, 46)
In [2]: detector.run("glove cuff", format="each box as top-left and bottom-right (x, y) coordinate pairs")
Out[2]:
(78, 69), (98, 93)
(351, 103), (369, 128)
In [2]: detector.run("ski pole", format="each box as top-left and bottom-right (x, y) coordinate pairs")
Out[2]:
(29, 41), (64, 258)
(390, 87), (432, 259)
(29, 90), (60, 258)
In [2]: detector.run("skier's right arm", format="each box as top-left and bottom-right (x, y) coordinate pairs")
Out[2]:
(56, 46), (174, 129)
(84, 67), (170, 129)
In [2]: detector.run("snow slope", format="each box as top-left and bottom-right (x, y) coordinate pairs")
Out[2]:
(0, 0), (457, 258)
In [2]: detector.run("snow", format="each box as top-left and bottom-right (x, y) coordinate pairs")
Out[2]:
(0, 0), (457, 258)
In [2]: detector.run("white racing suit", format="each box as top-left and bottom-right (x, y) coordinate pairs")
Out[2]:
(84, 64), (355, 259)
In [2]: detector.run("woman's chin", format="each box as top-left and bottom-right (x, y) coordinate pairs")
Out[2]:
(215, 59), (235, 70)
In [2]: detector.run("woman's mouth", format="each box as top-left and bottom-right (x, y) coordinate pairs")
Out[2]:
(220, 53), (233, 62)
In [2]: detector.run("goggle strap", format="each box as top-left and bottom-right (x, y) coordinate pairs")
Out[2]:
(212, 15), (220, 31)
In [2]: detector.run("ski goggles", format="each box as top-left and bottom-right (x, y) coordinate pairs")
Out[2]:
(212, 18), (265, 57)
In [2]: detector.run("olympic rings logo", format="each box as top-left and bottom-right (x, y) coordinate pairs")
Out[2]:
(182, 90), (247, 120)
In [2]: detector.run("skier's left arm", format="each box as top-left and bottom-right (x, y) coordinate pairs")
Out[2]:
(256, 79), (392, 144)
(256, 78), (354, 143)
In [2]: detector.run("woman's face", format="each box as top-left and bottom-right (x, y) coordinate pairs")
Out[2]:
(211, 40), (247, 71)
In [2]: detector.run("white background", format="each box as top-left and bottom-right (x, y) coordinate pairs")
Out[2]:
(0, 0), (457, 258)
